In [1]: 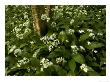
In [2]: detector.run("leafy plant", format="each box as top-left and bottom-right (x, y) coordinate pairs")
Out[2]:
(5, 5), (106, 76)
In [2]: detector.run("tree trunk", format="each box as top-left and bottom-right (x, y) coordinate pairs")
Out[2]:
(31, 5), (54, 37)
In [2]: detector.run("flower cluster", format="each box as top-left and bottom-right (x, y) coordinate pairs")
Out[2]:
(87, 29), (95, 39)
(80, 64), (88, 72)
(67, 29), (75, 35)
(40, 33), (60, 52)
(71, 45), (79, 54)
(70, 19), (74, 25)
(56, 57), (66, 63)
(17, 57), (29, 67)
(97, 33), (103, 36)
(13, 20), (31, 39)
(40, 58), (53, 71)
(41, 14), (50, 22)
(79, 30), (85, 33)
(87, 41), (91, 45)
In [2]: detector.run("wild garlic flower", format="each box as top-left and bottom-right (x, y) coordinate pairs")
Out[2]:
(71, 45), (79, 54)
(87, 41), (91, 45)
(68, 29), (75, 35)
(80, 64), (88, 72)
(87, 29), (93, 32)
(70, 19), (74, 25)
(94, 50), (98, 53)
(17, 57), (29, 67)
(56, 57), (66, 63)
(97, 33), (103, 36)
(40, 58), (53, 71)
(41, 14), (47, 20)
(79, 30), (85, 33)
(89, 33), (95, 39)
(40, 33), (60, 52)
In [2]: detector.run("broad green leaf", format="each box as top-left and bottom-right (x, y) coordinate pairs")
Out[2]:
(68, 59), (76, 73)
(73, 54), (85, 64)
(58, 31), (67, 42)
(85, 42), (104, 49)
(79, 33), (90, 41)
(54, 65), (67, 76)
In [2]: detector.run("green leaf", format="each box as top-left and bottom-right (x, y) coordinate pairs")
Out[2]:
(30, 58), (40, 69)
(73, 54), (85, 64)
(68, 59), (76, 73)
(58, 31), (67, 42)
(85, 42), (104, 49)
(79, 33), (90, 41)
(54, 65), (67, 76)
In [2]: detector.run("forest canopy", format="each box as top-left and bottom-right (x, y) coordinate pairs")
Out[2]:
(5, 5), (106, 76)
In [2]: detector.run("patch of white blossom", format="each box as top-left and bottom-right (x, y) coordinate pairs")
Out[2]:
(79, 30), (85, 33)
(87, 29), (93, 32)
(17, 57), (29, 67)
(70, 19), (74, 25)
(13, 20), (31, 39)
(87, 41), (91, 45)
(92, 50), (98, 53)
(67, 29), (75, 35)
(41, 14), (50, 22)
(97, 33), (103, 36)
(51, 22), (56, 27)
(71, 45), (79, 54)
(80, 64), (88, 72)
(40, 33), (60, 52)
(56, 57), (66, 63)
(40, 58), (53, 71)
(87, 29), (95, 39)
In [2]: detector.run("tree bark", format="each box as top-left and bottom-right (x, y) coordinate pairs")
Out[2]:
(31, 5), (54, 37)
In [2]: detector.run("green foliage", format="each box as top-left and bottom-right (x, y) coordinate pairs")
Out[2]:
(5, 5), (106, 76)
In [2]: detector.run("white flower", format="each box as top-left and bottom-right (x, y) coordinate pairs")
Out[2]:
(83, 68), (88, 72)
(17, 57), (29, 67)
(89, 33), (94, 37)
(80, 46), (85, 50)
(56, 57), (66, 63)
(30, 41), (34, 44)
(87, 29), (93, 32)
(66, 40), (69, 42)
(40, 58), (53, 70)
(71, 45), (77, 49)
(41, 14), (47, 20)
(68, 29), (74, 34)
(94, 50), (98, 53)
(97, 33), (103, 36)
(79, 30), (85, 33)
(87, 41), (91, 45)
(70, 19), (74, 25)
(80, 64), (88, 73)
